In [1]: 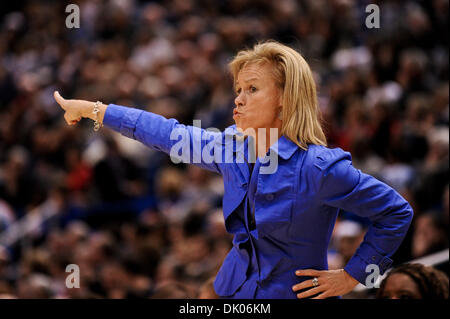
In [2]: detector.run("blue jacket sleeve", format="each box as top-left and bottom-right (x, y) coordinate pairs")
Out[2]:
(103, 104), (224, 174)
(314, 148), (414, 285)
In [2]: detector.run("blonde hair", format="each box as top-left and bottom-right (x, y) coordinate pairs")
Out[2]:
(228, 40), (327, 150)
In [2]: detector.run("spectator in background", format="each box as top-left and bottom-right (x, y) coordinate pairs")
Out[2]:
(151, 280), (193, 299)
(411, 212), (448, 259)
(443, 184), (449, 227)
(377, 263), (449, 299)
(197, 276), (219, 299)
(0, 245), (13, 296)
(328, 220), (365, 270)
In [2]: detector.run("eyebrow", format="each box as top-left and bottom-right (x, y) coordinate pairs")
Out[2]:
(235, 77), (259, 86)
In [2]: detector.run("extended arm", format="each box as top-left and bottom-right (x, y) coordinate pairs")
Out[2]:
(53, 91), (224, 174)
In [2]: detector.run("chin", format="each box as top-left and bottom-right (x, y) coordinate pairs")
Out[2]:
(235, 123), (247, 132)
(235, 120), (255, 134)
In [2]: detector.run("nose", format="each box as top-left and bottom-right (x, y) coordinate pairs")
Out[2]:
(234, 92), (244, 108)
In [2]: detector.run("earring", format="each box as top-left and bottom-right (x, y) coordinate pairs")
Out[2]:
(278, 110), (282, 120)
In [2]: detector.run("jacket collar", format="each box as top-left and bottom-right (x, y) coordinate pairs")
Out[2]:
(269, 135), (299, 160)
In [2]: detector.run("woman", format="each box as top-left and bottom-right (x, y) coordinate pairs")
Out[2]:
(53, 40), (413, 299)
(376, 263), (449, 299)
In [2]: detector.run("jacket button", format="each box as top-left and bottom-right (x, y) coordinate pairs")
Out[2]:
(265, 194), (274, 201)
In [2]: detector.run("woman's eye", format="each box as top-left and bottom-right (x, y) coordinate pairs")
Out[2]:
(250, 86), (257, 92)
(236, 88), (241, 95)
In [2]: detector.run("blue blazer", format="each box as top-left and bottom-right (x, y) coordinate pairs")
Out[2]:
(104, 104), (414, 299)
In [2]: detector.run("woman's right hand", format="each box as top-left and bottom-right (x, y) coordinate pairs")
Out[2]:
(54, 91), (106, 126)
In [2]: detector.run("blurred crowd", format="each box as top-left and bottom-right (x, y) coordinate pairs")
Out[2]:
(0, 0), (448, 298)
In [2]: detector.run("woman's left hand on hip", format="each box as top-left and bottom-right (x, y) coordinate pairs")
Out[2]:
(292, 268), (359, 299)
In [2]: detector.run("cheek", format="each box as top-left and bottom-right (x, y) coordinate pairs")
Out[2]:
(258, 102), (278, 122)
(240, 91), (278, 128)
(262, 92), (279, 113)
(251, 92), (275, 110)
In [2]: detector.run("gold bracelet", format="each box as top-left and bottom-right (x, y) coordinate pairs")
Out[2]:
(92, 101), (103, 131)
